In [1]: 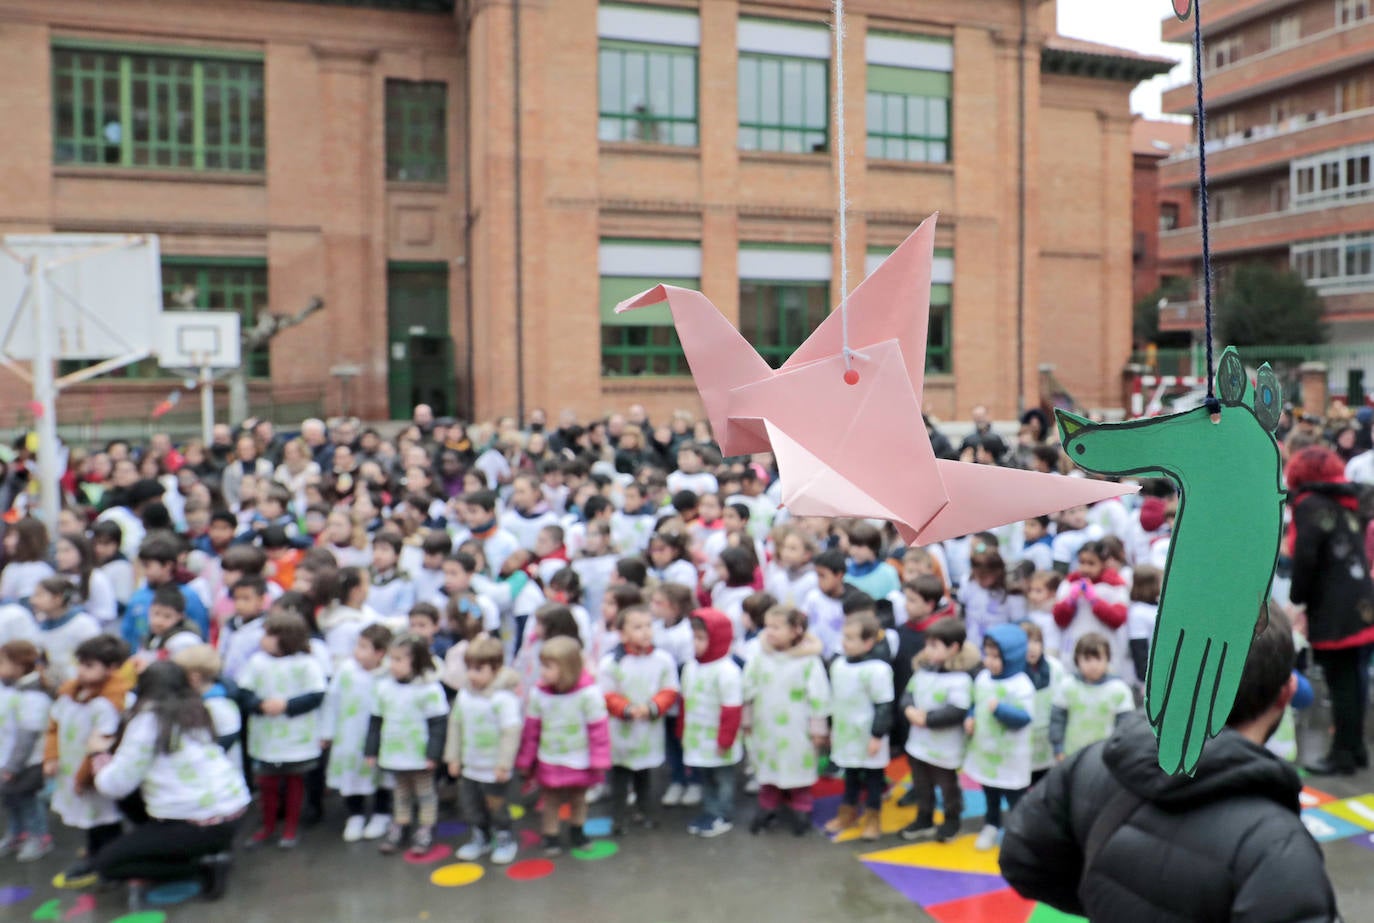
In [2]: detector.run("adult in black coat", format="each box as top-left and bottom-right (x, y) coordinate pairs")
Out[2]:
(1000, 607), (1339, 923)
(1286, 445), (1374, 775)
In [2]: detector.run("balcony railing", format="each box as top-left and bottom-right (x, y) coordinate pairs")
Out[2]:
(1159, 194), (1374, 260)
(1160, 107), (1374, 186)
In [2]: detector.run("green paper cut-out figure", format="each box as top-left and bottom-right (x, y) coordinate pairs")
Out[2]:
(1056, 347), (1284, 775)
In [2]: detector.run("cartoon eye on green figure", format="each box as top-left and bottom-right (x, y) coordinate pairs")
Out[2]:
(1056, 347), (1284, 775)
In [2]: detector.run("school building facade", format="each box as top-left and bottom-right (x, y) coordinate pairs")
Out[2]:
(0, 0), (1168, 428)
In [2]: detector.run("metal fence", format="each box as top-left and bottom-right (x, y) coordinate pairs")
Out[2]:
(1133, 344), (1374, 403)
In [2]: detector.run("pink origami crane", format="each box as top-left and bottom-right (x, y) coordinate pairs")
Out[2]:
(616, 214), (1133, 545)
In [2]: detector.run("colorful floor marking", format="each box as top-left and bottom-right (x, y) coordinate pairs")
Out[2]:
(429, 863), (484, 887)
(403, 845), (452, 865)
(0, 887), (34, 907)
(63, 894), (96, 919)
(1320, 795), (1374, 831)
(582, 817), (613, 838)
(31, 899), (61, 921)
(1301, 809), (1364, 843)
(1350, 832), (1374, 853)
(1300, 786), (1337, 808)
(861, 863), (1007, 906)
(108, 914), (166, 923)
(145, 880), (201, 906)
(926, 887), (1039, 923)
(571, 840), (618, 861)
(518, 829), (543, 848)
(505, 858), (556, 881)
(434, 821), (467, 838)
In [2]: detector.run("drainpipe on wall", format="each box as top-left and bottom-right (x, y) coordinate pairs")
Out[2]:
(461, 0), (476, 422)
(1016, 0), (1029, 416)
(512, 0), (526, 423)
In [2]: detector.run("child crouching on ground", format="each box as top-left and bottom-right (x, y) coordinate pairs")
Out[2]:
(964, 623), (1034, 852)
(448, 637), (522, 865)
(900, 618), (978, 843)
(517, 637), (611, 855)
(742, 605), (828, 835)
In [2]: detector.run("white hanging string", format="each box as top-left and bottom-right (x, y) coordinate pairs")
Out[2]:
(833, 0), (865, 377)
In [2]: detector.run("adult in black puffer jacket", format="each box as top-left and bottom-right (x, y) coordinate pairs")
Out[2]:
(1000, 609), (1339, 923)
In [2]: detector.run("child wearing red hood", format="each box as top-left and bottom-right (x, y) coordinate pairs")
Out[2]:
(516, 636), (611, 856)
(681, 608), (744, 838)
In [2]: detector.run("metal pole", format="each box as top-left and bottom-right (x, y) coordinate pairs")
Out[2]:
(31, 257), (60, 528)
(200, 363), (214, 447)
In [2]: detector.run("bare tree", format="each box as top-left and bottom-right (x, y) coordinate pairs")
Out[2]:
(229, 296), (325, 423)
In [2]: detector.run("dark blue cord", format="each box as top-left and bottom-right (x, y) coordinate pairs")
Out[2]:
(1192, 2), (1222, 417)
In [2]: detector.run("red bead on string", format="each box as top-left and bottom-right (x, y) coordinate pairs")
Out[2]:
(843, 368), (860, 386)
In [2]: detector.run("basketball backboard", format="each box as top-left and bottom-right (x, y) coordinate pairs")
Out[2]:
(158, 311), (242, 369)
(0, 234), (161, 360)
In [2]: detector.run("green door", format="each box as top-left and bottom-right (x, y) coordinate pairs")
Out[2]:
(387, 263), (457, 420)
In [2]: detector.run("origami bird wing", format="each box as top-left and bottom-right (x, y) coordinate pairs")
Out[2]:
(783, 213), (937, 400)
(614, 284), (773, 457)
(729, 339), (948, 541)
(915, 462), (1138, 547)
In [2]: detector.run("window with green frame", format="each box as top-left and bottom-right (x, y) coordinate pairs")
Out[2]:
(52, 43), (264, 171)
(599, 40), (698, 146)
(738, 53), (828, 154)
(385, 80), (447, 182)
(866, 65), (950, 163)
(600, 276), (693, 376)
(927, 282), (952, 373)
(738, 280), (830, 367)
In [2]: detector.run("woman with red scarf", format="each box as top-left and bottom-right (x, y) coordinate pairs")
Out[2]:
(1286, 446), (1374, 775)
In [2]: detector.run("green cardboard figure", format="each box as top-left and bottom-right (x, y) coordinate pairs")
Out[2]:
(1055, 348), (1283, 774)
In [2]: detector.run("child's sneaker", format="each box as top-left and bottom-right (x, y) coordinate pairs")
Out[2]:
(52, 860), (100, 889)
(16, 834), (52, 863)
(897, 787), (919, 807)
(935, 816), (962, 843)
(686, 814), (713, 836)
(342, 815), (366, 843)
(789, 810), (812, 836)
(0, 832), (24, 858)
(586, 783), (606, 803)
(859, 809), (881, 841)
(245, 827), (274, 849)
(378, 823), (404, 855)
(660, 783), (685, 807)
(680, 784), (703, 806)
(974, 824), (999, 852)
(743, 776), (760, 794)
(408, 825), (433, 856)
(541, 834), (562, 857)
(455, 830), (490, 861)
(697, 816), (733, 838)
(278, 835), (298, 850)
(490, 830), (518, 865)
(900, 817), (935, 842)
(748, 810), (776, 834)
(362, 814), (391, 840)
(568, 826), (590, 850)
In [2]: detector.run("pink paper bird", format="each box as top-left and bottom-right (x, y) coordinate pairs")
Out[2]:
(615, 213), (1134, 545)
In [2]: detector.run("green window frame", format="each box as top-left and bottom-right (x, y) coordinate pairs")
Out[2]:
(738, 53), (829, 154)
(738, 280), (830, 367)
(866, 65), (951, 163)
(927, 282), (953, 374)
(52, 43), (265, 172)
(385, 80), (448, 182)
(600, 276), (694, 376)
(598, 40), (699, 146)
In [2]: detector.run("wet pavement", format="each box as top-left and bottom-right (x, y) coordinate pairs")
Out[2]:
(3, 746), (1373, 923)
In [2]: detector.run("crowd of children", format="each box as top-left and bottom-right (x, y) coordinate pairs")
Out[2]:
(0, 407), (1321, 895)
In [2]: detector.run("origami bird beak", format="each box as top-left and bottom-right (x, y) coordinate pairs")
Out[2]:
(1055, 409), (1093, 440)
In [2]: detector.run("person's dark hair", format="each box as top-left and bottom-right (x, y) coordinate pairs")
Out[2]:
(1226, 604), (1296, 728)
(74, 634), (130, 669)
(1073, 632), (1112, 663)
(653, 581), (694, 617)
(57, 532), (96, 602)
(1077, 541), (1107, 563)
(539, 524), (565, 547)
(409, 602), (441, 626)
(141, 501), (173, 533)
(359, 623), (394, 652)
(547, 567), (582, 604)
(905, 575), (945, 606)
(37, 575), (77, 608)
(260, 525), (291, 550)
(7, 518), (48, 563)
(263, 610), (311, 657)
(535, 604), (580, 643)
(334, 567), (367, 605)
(615, 556), (648, 587)
(127, 660), (213, 754)
(463, 490), (499, 514)
(91, 520), (123, 549)
(726, 502), (751, 523)
(842, 589), (877, 616)
(152, 584), (186, 614)
(845, 521), (883, 554)
(421, 532), (454, 557)
(583, 495), (612, 520)
(845, 610), (882, 641)
(926, 617), (966, 647)
(814, 548), (847, 576)
(1032, 445), (1062, 470)
(137, 532), (180, 565)
(273, 591), (319, 634)
(671, 490), (699, 515)
(718, 546), (755, 588)
(445, 551), (478, 575)
(1131, 565), (1163, 604)
(391, 634), (435, 678)
(210, 509), (237, 529)
(231, 574), (268, 599)
(222, 543), (267, 576)
(649, 528), (689, 561)
(741, 592), (777, 630)
(372, 530), (404, 556)
(606, 584), (644, 615)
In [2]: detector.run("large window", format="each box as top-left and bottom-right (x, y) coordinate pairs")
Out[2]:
(600, 240), (698, 376)
(1292, 143), (1374, 206)
(737, 281), (829, 367)
(52, 44), (264, 171)
(598, 42), (698, 146)
(1339, 0), (1370, 26)
(385, 80), (447, 182)
(738, 53), (828, 153)
(1292, 233), (1374, 289)
(866, 66), (950, 163)
(868, 245), (954, 373)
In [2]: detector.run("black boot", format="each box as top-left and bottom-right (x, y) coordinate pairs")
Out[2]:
(789, 809), (812, 836)
(1305, 753), (1358, 776)
(748, 810), (776, 834)
(901, 815), (936, 842)
(199, 852), (233, 901)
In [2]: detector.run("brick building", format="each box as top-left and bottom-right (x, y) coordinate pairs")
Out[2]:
(1157, 0), (1374, 340)
(0, 0), (1168, 428)
(1132, 116), (1193, 308)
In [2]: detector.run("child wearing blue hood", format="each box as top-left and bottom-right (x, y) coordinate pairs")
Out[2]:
(963, 622), (1034, 852)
